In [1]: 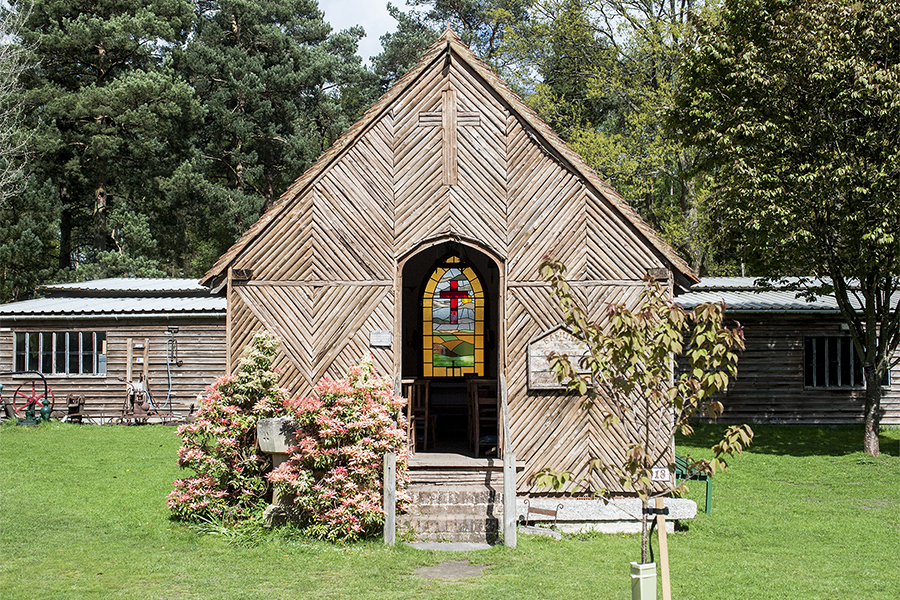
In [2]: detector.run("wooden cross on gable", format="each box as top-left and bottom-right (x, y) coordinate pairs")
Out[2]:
(418, 88), (481, 186)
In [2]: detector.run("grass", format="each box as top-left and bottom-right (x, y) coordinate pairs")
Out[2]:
(1, 422), (897, 599)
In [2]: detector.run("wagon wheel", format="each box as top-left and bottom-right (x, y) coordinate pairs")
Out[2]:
(13, 380), (55, 416)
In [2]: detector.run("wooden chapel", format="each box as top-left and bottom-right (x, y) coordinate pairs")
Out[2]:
(200, 29), (698, 494)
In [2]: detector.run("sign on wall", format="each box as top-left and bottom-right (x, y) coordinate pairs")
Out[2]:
(527, 326), (590, 390)
(369, 330), (392, 348)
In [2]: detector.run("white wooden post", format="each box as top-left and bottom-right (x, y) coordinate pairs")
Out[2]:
(383, 452), (396, 546)
(503, 450), (517, 548)
(500, 374), (516, 548)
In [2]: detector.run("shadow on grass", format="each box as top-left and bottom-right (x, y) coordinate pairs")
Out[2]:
(679, 423), (900, 458)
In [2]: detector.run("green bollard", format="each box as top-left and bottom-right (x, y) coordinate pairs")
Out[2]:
(40, 398), (52, 422)
(631, 562), (657, 600)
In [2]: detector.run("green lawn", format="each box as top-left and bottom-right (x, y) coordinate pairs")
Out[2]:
(1, 422), (897, 599)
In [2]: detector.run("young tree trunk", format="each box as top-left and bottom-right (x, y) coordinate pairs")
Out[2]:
(863, 370), (881, 456)
(640, 497), (649, 563)
(94, 180), (108, 254)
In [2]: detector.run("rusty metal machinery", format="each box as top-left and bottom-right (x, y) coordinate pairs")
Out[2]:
(0, 371), (55, 425)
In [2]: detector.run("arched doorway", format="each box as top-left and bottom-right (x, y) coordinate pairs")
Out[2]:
(399, 241), (501, 455)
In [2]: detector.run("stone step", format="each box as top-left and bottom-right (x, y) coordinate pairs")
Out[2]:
(397, 514), (501, 544)
(403, 502), (503, 517)
(401, 483), (504, 542)
(404, 485), (498, 506)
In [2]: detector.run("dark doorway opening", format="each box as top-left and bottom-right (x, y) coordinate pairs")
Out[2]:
(401, 242), (500, 456)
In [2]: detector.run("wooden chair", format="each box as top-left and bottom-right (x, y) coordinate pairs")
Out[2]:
(467, 378), (498, 457)
(402, 379), (431, 454)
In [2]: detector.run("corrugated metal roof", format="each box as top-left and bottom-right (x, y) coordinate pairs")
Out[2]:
(0, 295), (226, 318)
(678, 278), (898, 312)
(677, 289), (842, 312)
(38, 278), (205, 294)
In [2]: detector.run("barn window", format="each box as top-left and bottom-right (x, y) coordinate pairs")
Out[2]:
(803, 337), (889, 388)
(423, 257), (484, 377)
(14, 331), (107, 375)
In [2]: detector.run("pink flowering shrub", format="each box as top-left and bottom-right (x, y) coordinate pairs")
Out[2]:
(268, 358), (409, 542)
(168, 331), (287, 522)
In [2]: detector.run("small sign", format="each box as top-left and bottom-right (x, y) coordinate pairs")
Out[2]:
(651, 468), (670, 482)
(369, 330), (392, 348)
(527, 326), (590, 390)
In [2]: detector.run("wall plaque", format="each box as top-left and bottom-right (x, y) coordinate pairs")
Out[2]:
(527, 326), (590, 390)
(369, 330), (392, 348)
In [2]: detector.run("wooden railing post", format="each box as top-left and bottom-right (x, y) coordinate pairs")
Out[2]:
(500, 374), (516, 548)
(383, 452), (396, 546)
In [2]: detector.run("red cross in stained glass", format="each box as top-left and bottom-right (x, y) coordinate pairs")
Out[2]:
(440, 279), (470, 325)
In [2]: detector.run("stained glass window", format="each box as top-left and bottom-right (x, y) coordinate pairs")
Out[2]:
(423, 257), (484, 377)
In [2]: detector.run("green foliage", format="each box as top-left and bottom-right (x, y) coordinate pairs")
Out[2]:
(504, 0), (736, 274)
(375, 0), (531, 85)
(0, 2), (31, 213)
(268, 358), (409, 542)
(176, 0), (373, 222)
(538, 257), (751, 561)
(372, 3), (437, 87)
(168, 330), (287, 523)
(0, 176), (59, 302)
(670, 0), (900, 455)
(6, 0), (378, 291)
(18, 0), (202, 274)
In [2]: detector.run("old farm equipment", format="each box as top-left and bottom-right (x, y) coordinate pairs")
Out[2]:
(0, 371), (55, 425)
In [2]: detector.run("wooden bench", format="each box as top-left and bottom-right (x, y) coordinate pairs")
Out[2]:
(675, 454), (712, 514)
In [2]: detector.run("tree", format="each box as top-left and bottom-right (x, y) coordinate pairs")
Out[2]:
(0, 177), (59, 302)
(535, 259), (752, 563)
(162, 0), (375, 275)
(374, 0), (531, 87)
(18, 0), (202, 273)
(178, 0), (370, 213)
(670, 0), (900, 456)
(372, 3), (436, 88)
(0, 2), (56, 303)
(0, 2), (31, 211)
(505, 0), (740, 275)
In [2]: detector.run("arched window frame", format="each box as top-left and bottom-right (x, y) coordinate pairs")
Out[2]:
(422, 257), (485, 377)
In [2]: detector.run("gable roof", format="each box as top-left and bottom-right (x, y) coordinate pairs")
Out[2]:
(200, 29), (697, 290)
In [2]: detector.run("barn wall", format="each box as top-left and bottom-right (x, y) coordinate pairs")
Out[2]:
(714, 314), (899, 425)
(0, 317), (225, 418)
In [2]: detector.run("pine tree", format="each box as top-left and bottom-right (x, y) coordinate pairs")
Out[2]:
(171, 0), (372, 269)
(18, 0), (202, 272)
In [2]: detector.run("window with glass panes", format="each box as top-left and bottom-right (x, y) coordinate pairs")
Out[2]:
(13, 331), (107, 375)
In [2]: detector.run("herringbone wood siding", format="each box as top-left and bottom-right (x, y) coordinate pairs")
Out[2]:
(222, 47), (678, 492)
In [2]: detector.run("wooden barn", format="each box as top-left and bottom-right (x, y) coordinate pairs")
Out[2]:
(0, 279), (226, 422)
(678, 278), (900, 425)
(200, 30), (697, 501)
